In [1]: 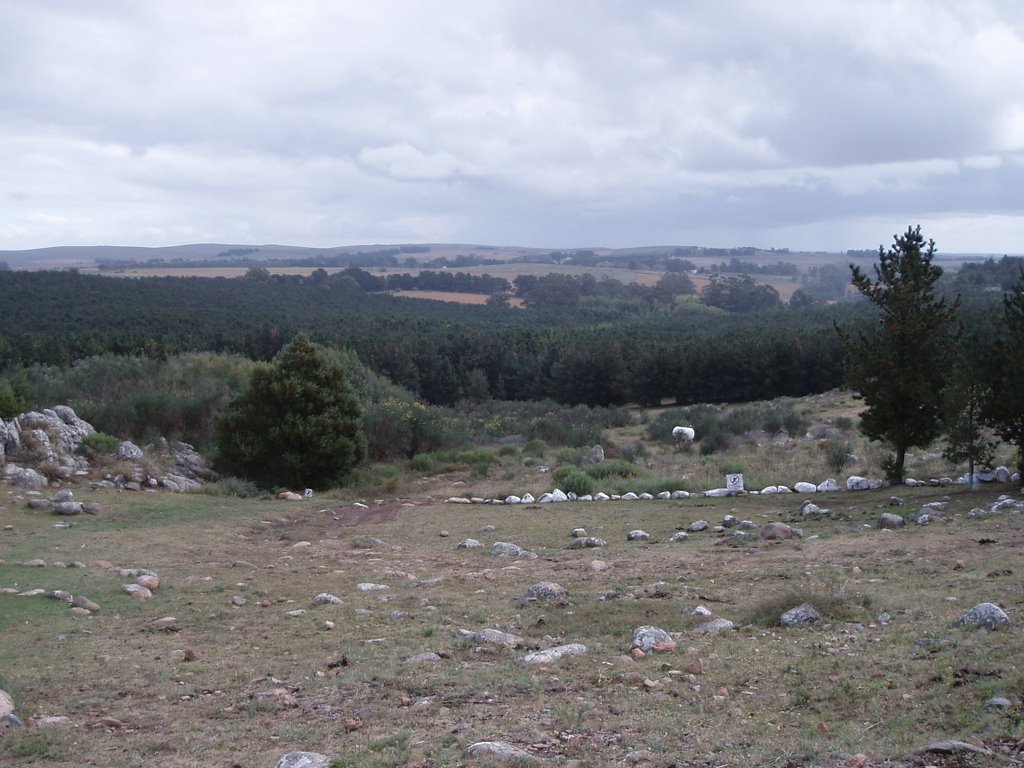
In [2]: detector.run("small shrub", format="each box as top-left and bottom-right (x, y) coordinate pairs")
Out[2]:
(620, 442), (647, 463)
(739, 583), (869, 627)
(77, 431), (120, 457)
(717, 459), (746, 476)
(198, 477), (262, 498)
(560, 470), (597, 496)
(782, 409), (810, 439)
(833, 416), (854, 432)
(584, 459), (644, 481)
(497, 444), (520, 457)
(824, 440), (854, 474)
(523, 439), (548, 456)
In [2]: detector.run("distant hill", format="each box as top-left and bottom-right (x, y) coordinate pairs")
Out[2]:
(0, 241), (1013, 271)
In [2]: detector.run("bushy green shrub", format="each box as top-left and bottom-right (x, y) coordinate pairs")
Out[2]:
(409, 448), (499, 473)
(77, 432), (120, 457)
(215, 335), (366, 490)
(559, 470), (597, 496)
(584, 459), (644, 480)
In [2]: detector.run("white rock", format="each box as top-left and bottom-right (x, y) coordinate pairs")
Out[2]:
(793, 482), (817, 494)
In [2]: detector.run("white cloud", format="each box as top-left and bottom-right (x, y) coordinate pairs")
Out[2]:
(1, 0), (1023, 252)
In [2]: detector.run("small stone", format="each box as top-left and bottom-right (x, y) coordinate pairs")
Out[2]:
(45, 590), (73, 603)
(517, 643), (588, 666)
(668, 531), (689, 543)
(71, 595), (100, 613)
(631, 625), (676, 653)
(136, 574), (160, 591)
(953, 602), (1010, 630)
(151, 616), (177, 629)
(285, 609), (306, 618)
(521, 581), (567, 602)
(274, 752), (332, 768)
(231, 595), (247, 606)
(627, 529), (650, 541)
(780, 602), (821, 627)
(464, 741), (537, 762)
(122, 584), (152, 600)
(406, 652), (442, 663)
(987, 696), (1013, 709)
(21, 559), (46, 567)
(311, 593), (342, 606)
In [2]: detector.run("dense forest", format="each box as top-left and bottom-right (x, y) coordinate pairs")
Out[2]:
(0, 260), (1017, 408)
(0, 267), (867, 408)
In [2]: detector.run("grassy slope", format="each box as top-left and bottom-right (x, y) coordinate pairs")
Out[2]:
(2, 478), (1023, 767)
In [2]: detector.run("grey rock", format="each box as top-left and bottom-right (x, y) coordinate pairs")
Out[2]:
(311, 593), (342, 606)
(668, 531), (689, 543)
(116, 441), (144, 462)
(522, 581), (566, 602)
(570, 527), (587, 538)
(817, 478), (839, 492)
(794, 481), (817, 494)
(463, 741), (537, 762)
(721, 515), (737, 528)
(846, 475), (870, 491)
(53, 501), (83, 515)
(406, 652), (443, 663)
(518, 643), (588, 666)
(456, 628), (524, 649)
(687, 520), (709, 533)
(690, 618), (735, 635)
(275, 752), (332, 768)
(780, 602), (821, 627)
(631, 625), (676, 652)
(627, 529), (650, 541)
(987, 696), (1013, 709)
(568, 536), (606, 549)
(953, 602), (1010, 630)
(760, 522), (794, 540)
(490, 542), (525, 557)
(45, 590), (73, 603)
(878, 512), (906, 529)
(457, 538), (483, 549)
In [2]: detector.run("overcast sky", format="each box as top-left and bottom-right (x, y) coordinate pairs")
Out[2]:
(2, 1), (1023, 254)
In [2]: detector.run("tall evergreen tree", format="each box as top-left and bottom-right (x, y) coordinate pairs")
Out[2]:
(836, 226), (959, 483)
(986, 268), (1024, 473)
(215, 335), (366, 490)
(942, 331), (995, 487)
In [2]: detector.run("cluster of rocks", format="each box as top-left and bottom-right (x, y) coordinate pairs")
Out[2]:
(444, 467), (1021, 507)
(1, 405), (215, 493)
(22, 489), (101, 516)
(269, 594), (1011, 768)
(0, 560), (162, 614)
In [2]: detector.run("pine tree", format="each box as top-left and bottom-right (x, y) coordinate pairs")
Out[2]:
(215, 335), (366, 490)
(942, 332), (996, 488)
(836, 226), (959, 483)
(986, 268), (1024, 474)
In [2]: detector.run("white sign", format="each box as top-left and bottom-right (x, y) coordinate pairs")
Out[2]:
(725, 473), (744, 492)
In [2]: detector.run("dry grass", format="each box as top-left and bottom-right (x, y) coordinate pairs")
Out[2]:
(2, 474), (1024, 767)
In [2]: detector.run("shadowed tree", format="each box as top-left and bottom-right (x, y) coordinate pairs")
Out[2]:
(985, 267), (1024, 473)
(215, 334), (366, 490)
(836, 226), (960, 483)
